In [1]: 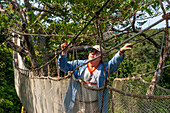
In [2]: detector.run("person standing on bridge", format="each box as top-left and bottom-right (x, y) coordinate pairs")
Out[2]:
(58, 39), (133, 113)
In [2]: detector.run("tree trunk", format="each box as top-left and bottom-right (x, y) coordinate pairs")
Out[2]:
(39, 36), (49, 76)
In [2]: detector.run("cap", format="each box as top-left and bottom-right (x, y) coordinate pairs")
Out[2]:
(91, 45), (104, 52)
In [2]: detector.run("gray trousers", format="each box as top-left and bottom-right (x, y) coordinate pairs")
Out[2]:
(72, 99), (99, 113)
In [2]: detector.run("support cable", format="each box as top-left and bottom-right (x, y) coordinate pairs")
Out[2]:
(71, 18), (165, 73)
(95, 14), (108, 113)
(107, 28), (167, 57)
(31, 0), (111, 71)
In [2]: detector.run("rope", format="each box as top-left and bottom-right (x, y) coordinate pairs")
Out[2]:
(8, 0), (170, 112)
(107, 27), (169, 58)
(132, 28), (166, 46)
(107, 85), (170, 100)
(105, 18), (165, 54)
(16, 67), (170, 100)
(95, 13), (108, 113)
(13, 25), (168, 79)
(30, 0), (111, 71)
(12, 0), (165, 74)
(38, 22), (166, 78)
(58, 0), (111, 56)
(70, 18), (166, 74)
(16, 59), (170, 86)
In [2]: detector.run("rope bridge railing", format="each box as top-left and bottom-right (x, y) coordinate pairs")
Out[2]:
(16, 63), (170, 96)
(110, 79), (170, 113)
(15, 63), (170, 113)
(11, 0), (168, 79)
(12, 0), (170, 112)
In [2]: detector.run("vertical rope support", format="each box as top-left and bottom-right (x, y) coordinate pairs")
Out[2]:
(74, 44), (83, 100)
(98, 16), (111, 82)
(150, 0), (170, 86)
(75, 44), (81, 79)
(145, 28), (166, 111)
(40, 67), (43, 76)
(56, 56), (60, 78)
(146, 0), (169, 95)
(95, 13), (108, 113)
(159, 0), (169, 70)
(48, 64), (50, 77)
(110, 90), (114, 113)
(156, 29), (166, 83)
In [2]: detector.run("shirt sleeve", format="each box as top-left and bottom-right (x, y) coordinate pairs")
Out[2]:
(58, 54), (77, 73)
(108, 51), (124, 74)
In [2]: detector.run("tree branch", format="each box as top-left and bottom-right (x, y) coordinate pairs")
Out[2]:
(10, 0), (27, 24)
(159, 0), (166, 15)
(132, 13), (161, 49)
(9, 0), (40, 69)
(24, 0), (32, 11)
(8, 28), (91, 38)
(24, 0), (34, 22)
(32, 7), (56, 14)
(38, 12), (48, 21)
(104, 31), (133, 42)
(110, 25), (131, 32)
(6, 39), (29, 56)
(166, 0), (170, 5)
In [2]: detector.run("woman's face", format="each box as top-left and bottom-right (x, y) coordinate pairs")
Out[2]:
(88, 49), (101, 62)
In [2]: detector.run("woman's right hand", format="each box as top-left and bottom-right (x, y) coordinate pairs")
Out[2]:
(61, 39), (69, 55)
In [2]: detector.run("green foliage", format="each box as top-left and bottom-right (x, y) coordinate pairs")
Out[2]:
(112, 28), (170, 89)
(0, 45), (22, 112)
(158, 57), (170, 89)
(1, 0), (167, 55)
(0, 1), (169, 113)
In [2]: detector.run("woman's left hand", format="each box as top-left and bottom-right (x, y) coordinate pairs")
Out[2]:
(119, 43), (133, 56)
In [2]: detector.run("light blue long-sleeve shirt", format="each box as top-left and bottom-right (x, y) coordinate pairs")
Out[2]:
(58, 52), (124, 113)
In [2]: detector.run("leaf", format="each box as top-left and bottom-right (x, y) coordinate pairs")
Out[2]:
(4, 16), (9, 21)
(145, 7), (153, 16)
(166, 4), (170, 11)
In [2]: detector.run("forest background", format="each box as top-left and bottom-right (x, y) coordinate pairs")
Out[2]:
(0, 0), (169, 112)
